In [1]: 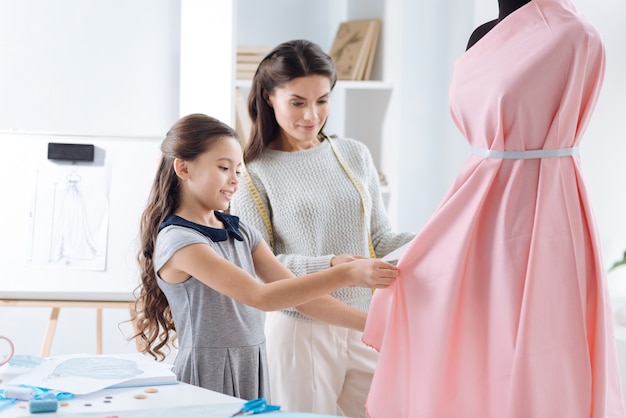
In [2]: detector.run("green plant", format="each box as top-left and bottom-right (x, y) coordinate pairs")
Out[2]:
(610, 251), (626, 272)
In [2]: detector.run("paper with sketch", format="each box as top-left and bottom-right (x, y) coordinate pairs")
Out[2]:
(6, 353), (176, 395)
(382, 242), (411, 264)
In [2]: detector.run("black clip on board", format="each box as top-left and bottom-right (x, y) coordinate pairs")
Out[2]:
(47, 142), (95, 162)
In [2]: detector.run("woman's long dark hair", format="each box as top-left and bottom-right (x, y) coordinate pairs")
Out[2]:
(131, 113), (238, 360)
(244, 39), (337, 163)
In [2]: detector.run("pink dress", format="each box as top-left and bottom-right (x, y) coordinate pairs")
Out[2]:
(363, 0), (626, 417)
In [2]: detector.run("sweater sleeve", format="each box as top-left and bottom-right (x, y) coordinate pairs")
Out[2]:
(275, 252), (334, 277)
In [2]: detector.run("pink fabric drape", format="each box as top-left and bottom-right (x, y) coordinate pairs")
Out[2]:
(363, 0), (626, 417)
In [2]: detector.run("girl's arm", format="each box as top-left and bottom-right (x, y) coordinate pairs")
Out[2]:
(158, 240), (397, 313)
(252, 241), (367, 331)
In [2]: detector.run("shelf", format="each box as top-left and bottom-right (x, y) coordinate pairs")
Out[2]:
(234, 79), (392, 91)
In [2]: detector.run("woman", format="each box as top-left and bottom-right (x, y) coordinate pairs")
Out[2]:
(230, 40), (413, 417)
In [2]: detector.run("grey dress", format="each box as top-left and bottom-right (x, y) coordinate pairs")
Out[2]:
(154, 212), (269, 400)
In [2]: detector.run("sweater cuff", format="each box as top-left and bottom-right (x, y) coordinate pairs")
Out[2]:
(308, 254), (334, 274)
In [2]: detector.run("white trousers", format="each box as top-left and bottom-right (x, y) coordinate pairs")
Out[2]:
(264, 311), (378, 418)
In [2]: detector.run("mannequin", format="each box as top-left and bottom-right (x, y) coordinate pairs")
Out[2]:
(364, 0), (626, 415)
(466, 0), (531, 49)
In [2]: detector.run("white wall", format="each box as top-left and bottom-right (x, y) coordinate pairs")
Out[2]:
(179, 0), (235, 124)
(0, 0), (181, 137)
(385, 0), (472, 231)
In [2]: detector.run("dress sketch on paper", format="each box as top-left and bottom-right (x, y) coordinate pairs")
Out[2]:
(48, 169), (98, 264)
(28, 161), (109, 271)
(6, 353), (175, 395)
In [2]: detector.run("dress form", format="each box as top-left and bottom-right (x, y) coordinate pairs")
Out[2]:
(364, 1), (626, 415)
(466, 0), (531, 49)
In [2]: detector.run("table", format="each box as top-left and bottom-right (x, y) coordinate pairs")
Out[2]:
(0, 291), (135, 357)
(0, 374), (342, 418)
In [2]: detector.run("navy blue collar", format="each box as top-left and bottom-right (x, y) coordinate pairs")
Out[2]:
(159, 212), (244, 242)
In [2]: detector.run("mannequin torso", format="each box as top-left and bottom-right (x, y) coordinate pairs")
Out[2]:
(466, 0), (532, 50)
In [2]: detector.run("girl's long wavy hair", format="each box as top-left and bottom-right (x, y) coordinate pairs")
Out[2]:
(243, 39), (337, 163)
(131, 113), (239, 360)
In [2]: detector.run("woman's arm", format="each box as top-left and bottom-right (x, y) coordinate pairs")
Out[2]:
(295, 298), (367, 331)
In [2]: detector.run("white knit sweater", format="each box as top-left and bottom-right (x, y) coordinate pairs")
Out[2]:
(230, 137), (414, 320)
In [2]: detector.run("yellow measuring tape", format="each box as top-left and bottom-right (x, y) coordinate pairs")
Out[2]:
(241, 161), (275, 249)
(326, 136), (376, 259)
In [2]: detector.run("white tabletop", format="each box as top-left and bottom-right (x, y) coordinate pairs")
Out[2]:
(0, 380), (245, 418)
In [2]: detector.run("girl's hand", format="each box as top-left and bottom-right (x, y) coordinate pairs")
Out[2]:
(331, 254), (366, 266)
(344, 259), (399, 289)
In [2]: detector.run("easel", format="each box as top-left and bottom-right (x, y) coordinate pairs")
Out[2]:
(0, 296), (135, 357)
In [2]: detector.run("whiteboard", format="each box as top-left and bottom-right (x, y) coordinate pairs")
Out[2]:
(0, 131), (162, 301)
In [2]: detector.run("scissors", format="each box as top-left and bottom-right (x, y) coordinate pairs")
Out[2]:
(231, 397), (281, 416)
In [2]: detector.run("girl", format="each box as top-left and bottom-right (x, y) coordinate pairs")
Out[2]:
(131, 113), (398, 401)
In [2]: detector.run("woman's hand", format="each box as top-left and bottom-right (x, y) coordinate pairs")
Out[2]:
(331, 254), (366, 266)
(343, 259), (399, 289)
